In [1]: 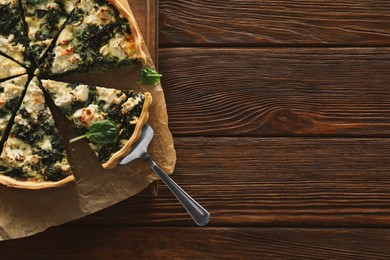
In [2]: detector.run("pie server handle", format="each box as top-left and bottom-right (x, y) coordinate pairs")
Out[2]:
(141, 153), (210, 226)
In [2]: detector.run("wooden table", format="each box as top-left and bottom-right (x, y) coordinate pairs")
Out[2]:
(2, 1), (390, 258)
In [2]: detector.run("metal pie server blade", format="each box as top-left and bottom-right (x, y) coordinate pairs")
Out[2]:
(119, 124), (210, 226)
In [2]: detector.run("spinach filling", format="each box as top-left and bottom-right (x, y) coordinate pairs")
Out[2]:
(44, 164), (68, 181)
(0, 165), (28, 180)
(74, 21), (138, 71)
(9, 107), (68, 181)
(22, 1), (70, 61)
(0, 109), (8, 120)
(96, 94), (145, 163)
(4, 97), (21, 112)
(13, 108), (41, 143)
(0, 4), (26, 44)
(33, 3), (67, 41)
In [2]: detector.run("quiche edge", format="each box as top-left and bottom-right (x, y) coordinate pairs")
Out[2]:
(108, 0), (149, 66)
(102, 91), (152, 169)
(0, 174), (75, 190)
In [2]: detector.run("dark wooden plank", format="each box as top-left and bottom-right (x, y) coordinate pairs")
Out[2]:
(3, 227), (390, 259)
(159, 48), (390, 136)
(159, 0), (390, 46)
(128, 0), (158, 64)
(71, 137), (390, 227)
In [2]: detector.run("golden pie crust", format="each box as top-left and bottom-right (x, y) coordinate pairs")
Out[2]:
(0, 175), (75, 190)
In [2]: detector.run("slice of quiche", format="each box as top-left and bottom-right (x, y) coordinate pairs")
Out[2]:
(0, 54), (27, 81)
(41, 79), (151, 169)
(0, 77), (74, 189)
(0, 75), (28, 140)
(21, 0), (79, 63)
(39, 0), (144, 76)
(0, 0), (30, 66)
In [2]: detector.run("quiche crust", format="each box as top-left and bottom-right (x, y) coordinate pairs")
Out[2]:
(0, 174), (74, 190)
(102, 91), (152, 169)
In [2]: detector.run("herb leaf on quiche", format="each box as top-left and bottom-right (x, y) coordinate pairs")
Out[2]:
(141, 67), (162, 85)
(70, 119), (119, 145)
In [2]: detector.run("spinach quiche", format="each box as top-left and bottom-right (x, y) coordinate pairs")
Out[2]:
(0, 0), (30, 65)
(0, 77), (73, 189)
(0, 0), (160, 189)
(21, 0), (79, 63)
(41, 79), (152, 169)
(40, 0), (145, 76)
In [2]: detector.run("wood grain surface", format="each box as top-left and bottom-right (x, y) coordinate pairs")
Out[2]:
(3, 227), (390, 259)
(159, 0), (390, 46)
(159, 48), (390, 136)
(2, 0), (390, 258)
(70, 137), (390, 227)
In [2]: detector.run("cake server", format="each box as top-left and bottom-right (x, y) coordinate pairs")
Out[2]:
(119, 124), (210, 226)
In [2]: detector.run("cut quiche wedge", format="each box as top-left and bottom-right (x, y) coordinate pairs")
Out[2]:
(21, 0), (80, 63)
(0, 0), (30, 66)
(41, 79), (152, 169)
(0, 75), (28, 140)
(40, 0), (145, 76)
(0, 77), (74, 189)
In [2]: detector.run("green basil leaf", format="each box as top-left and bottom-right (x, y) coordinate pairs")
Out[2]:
(141, 67), (162, 85)
(87, 120), (119, 144)
(69, 120), (119, 145)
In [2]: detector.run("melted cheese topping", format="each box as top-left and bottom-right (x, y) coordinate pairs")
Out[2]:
(0, 75), (28, 133)
(0, 54), (26, 78)
(51, 26), (80, 74)
(0, 75), (26, 102)
(42, 80), (74, 107)
(42, 80), (128, 113)
(96, 87), (126, 109)
(25, 16), (40, 41)
(13, 81), (44, 127)
(100, 34), (137, 60)
(0, 0), (18, 7)
(121, 96), (142, 114)
(41, 80), (90, 107)
(0, 35), (25, 64)
(1, 137), (33, 168)
(23, 80), (45, 114)
(73, 104), (105, 127)
(0, 118), (9, 133)
(74, 84), (89, 102)
(83, 5), (115, 26)
(40, 137), (52, 151)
